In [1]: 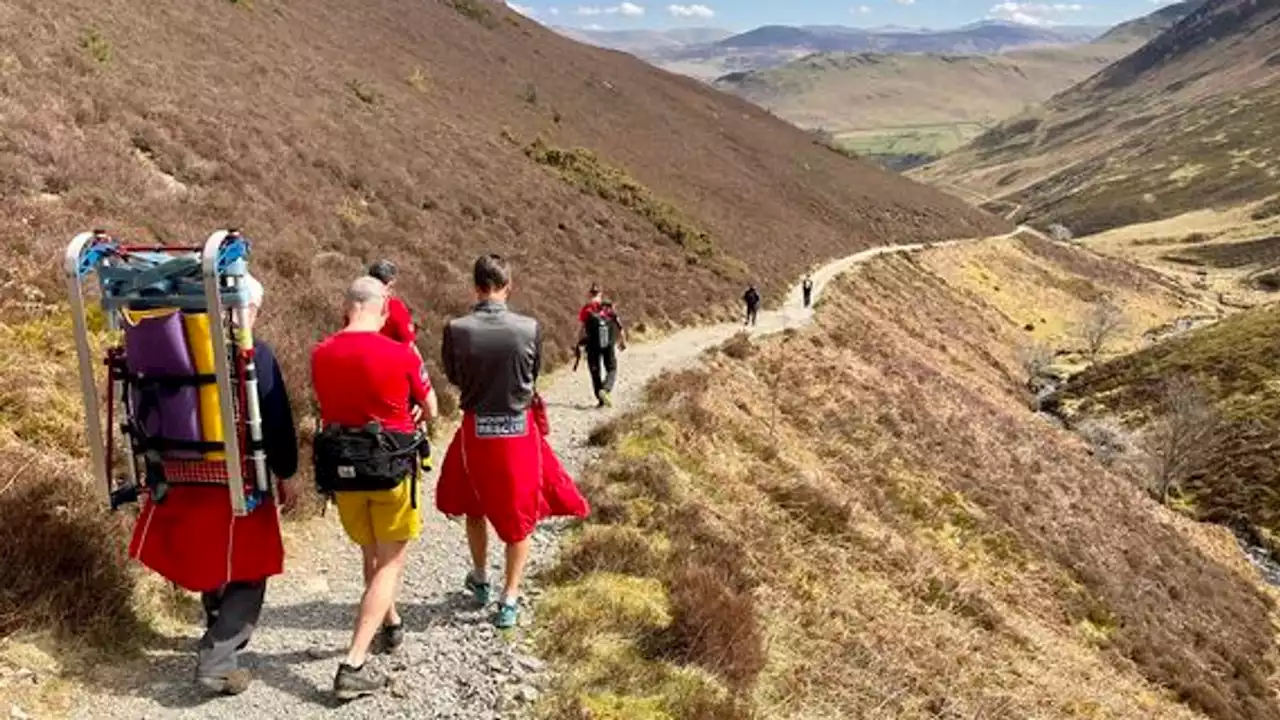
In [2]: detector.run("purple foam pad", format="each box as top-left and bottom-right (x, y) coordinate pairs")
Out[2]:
(122, 311), (202, 458)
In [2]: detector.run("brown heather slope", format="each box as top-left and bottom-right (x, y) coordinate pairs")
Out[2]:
(0, 0), (1003, 646)
(915, 0), (1280, 236)
(539, 245), (1279, 719)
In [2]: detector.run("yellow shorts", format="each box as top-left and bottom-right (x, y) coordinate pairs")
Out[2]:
(333, 481), (421, 547)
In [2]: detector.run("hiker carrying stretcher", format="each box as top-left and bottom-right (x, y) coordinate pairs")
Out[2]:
(437, 254), (590, 629)
(132, 274), (300, 695)
(311, 276), (438, 701)
(64, 230), (299, 696)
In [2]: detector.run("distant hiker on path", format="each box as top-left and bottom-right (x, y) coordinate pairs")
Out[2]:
(368, 259), (419, 352)
(576, 284), (628, 407)
(803, 274), (814, 308)
(437, 254), (589, 629)
(743, 284), (761, 326)
(311, 276), (438, 700)
(127, 275), (300, 696)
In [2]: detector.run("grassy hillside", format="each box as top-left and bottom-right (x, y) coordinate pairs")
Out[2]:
(536, 247), (1278, 719)
(917, 0), (1280, 235)
(0, 0), (1005, 649)
(1054, 302), (1280, 538)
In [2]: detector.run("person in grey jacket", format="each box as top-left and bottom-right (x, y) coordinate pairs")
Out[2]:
(436, 254), (588, 628)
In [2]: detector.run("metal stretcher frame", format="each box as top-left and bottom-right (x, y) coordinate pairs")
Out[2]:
(63, 229), (272, 517)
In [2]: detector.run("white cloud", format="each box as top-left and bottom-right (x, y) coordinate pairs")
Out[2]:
(667, 3), (715, 18)
(854, 4), (872, 13)
(549, 5), (560, 13)
(575, 2), (646, 16)
(506, 1), (535, 15)
(988, 2), (1084, 26)
(894, 0), (916, 5)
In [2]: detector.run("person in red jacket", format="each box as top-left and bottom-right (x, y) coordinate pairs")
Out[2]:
(368, 260), (417, 348)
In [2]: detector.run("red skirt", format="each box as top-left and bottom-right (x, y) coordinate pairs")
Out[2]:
(128, 485), (285, 593)
(436, 410), (589, 543)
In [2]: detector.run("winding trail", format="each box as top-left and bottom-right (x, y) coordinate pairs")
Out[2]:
(74, 231), (1026, 719)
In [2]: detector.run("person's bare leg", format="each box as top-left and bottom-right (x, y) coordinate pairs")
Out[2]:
(501, 538), (532, 603)
(466, 515), (488, 578)
(360, 546), (399, 627)
(345, 541), (410, 667)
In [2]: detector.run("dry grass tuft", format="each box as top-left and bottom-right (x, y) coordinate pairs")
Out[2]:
(0, 444), (143, 648)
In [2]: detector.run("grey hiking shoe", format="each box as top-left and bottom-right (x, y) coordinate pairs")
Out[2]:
(373, 622), (404, 656)
(197, 668), (252, 696)
(334, 663), (387, 701)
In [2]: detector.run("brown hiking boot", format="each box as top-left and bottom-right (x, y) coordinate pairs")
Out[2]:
(197, 668), (252, 696)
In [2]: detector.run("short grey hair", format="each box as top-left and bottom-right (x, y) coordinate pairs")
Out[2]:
(345, 275), (388, 306)
(243, 273), (265, 308)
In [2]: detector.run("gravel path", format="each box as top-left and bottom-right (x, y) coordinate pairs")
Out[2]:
(73, 236), (999, 719)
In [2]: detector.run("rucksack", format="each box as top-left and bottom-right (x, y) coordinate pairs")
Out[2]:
(584, 307), (615, 351)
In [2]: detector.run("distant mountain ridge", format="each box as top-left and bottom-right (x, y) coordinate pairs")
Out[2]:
(557, 20), (1110, 77)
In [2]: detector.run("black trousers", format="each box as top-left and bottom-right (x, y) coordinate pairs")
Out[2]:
(197, 580), (266, 678)
(586, 346), (617, 399)
(803, 289), (812, 308)
(745, 305), (759, 326)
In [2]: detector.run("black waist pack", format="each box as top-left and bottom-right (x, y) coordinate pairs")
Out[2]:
(313, 422), (425, 496)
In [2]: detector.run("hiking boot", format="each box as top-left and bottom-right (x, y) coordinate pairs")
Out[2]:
(598, 390), (613, 408)
(373, 622), (405, 656)
(333, 662), (387, 701)
(197, 668), (252, 696)
(465, 572), (492, 607)
(494, 601), (520, 629)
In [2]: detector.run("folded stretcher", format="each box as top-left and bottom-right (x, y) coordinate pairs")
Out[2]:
(64, 229), (273, 517)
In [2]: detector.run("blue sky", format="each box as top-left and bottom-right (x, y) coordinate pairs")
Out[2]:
(506, 0), (1180, 32)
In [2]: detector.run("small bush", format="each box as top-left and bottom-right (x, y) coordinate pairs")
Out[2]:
(662, 558), (766, 691)
(80, 28), (112, 65)
(520, 82), (538, 105)
(406, 66), (429, 93)
(346, 79), (381, 106)
(443, 0), (499, 28)
(1139, 376), (1224, 502)
(1074, 418), (1134, 468)
(1077, 301), (1125, 366)
(721, 331), (754, 360)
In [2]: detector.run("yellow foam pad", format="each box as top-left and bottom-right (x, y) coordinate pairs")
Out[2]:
(182, 313), (225, 461)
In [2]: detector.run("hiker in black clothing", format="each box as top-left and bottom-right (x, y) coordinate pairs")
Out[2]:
(576, 286), (628, 407)
(802, 274), (814, 308)
(743, 285), (761, 326)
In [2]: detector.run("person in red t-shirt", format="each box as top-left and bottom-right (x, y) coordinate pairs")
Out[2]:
(368, 259), (418, 348)
(311, 275), (437, 700)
